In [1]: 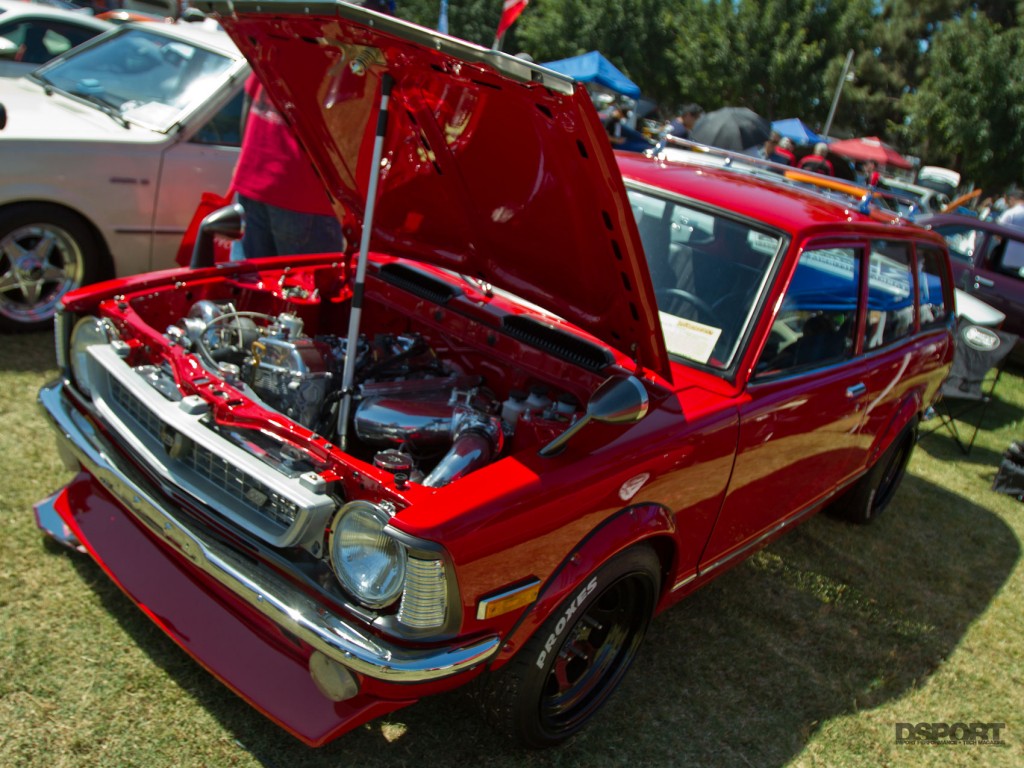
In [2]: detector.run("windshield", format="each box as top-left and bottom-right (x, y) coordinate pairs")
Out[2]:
(628, 187), (783, 370)
(932, 223), (981, 264)
(35, 28), (236, 132)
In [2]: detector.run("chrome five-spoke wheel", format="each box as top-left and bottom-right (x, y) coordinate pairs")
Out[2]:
(0, 205), (101, 332)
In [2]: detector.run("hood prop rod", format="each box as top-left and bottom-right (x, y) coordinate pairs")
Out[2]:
(338, 73), (393, 451)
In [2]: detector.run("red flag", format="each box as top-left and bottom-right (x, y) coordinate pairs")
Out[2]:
(495, 0), (528, 42)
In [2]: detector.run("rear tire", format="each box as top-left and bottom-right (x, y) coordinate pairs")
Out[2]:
(0, 205), (105, 332)
(476, 546), (660, 748)
(831, 421), (917, 524)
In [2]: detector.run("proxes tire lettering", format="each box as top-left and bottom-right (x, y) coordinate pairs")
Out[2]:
(535, 576), (599, 669)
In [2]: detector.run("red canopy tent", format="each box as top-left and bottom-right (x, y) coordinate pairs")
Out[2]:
(828, 136), (912, 170)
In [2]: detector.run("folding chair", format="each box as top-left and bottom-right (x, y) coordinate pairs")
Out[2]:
(924, 321), (1018, 454)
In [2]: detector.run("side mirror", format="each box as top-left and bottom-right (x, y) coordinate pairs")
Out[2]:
(181, 7), (208, 22)
(189, 203), (244, 268)
(0, 36), (17, 62)
(539, 375), (649, 457)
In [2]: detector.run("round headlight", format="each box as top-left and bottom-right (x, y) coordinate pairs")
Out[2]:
(329, 501), (406, 609)
(70, 316), (116, 399)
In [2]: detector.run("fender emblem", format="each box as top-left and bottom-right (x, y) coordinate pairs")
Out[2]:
(619, 473), (650, 501)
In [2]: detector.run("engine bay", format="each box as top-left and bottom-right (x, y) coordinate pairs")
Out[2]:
(118, 261), (608, 492)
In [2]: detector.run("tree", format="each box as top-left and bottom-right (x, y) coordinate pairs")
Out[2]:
(908, 14), (1024, 187)
(398, 0), (507, 48)
(514, 0), (679, 103)
(392, 0), (1023, 184)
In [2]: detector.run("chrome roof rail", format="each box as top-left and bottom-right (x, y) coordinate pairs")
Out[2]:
(648, 136), (920, 222)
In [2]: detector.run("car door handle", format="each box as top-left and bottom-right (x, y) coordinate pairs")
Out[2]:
(974, 275), (995, 288)
(846, 383), (867, 398)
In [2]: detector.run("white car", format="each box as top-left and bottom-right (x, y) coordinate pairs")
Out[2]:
(875, 175), (951, 216)
(0, 0), (110, 78)
(0, 19), (248, 331)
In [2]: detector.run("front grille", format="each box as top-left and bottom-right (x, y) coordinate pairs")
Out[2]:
(109, 378), (299, 529)
(111, 376), (163, 437)
(180, 443), (299, 528)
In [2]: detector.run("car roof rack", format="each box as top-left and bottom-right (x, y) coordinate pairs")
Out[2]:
(648, 136), (923, 222)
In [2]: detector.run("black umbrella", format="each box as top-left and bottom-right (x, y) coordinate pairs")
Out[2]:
(689, 107), (771, 152)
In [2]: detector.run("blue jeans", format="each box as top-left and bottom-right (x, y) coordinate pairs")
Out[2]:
(236, 194), (345, 260)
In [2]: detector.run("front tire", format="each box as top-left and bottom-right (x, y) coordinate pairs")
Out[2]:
(0, 205), (105, 332)
(477, 546), (660, 748)
(831, 421), (917, 524)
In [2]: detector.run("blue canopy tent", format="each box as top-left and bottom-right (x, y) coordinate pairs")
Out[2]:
(772, 118), (824, 146)
(541, 51), (641, 98)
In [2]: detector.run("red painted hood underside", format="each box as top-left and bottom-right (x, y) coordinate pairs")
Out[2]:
(209, 0), (667, 377)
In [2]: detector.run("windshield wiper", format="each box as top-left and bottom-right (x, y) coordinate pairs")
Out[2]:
(36, 75), (130, 130)
(72, 91), (130, 130)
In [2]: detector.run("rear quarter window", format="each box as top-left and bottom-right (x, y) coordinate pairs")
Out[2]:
(918, 245), (950, 330)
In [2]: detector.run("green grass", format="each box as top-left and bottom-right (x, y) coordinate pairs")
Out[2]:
(1, 331), (1021, 767)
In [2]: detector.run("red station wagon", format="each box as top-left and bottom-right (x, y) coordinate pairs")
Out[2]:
(34, 1), (956, 749)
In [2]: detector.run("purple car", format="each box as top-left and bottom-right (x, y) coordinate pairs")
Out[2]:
(919, 213), (1024, 356)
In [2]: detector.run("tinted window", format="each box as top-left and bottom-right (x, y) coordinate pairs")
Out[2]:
(865, 241), (913, 349)
(992, 233), (1024, 274)
(918, 245), (949, 330)
(755, 247), (859, 376)
(191, 87), (244, 146)
(0, 20), (101, 64)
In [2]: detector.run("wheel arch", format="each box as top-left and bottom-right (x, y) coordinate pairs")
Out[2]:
(0, 199), (115, 281)
(487, 502), (678, 670)
(869, 390), (922, 467)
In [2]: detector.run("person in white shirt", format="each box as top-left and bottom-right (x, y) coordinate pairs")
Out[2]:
(997, 184), (1024, 271)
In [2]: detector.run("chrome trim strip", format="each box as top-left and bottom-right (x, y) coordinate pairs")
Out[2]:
(112, 226), (188, 236)
(33, 490), (86, 553)
(38, 380), (500, 683)
(670, 571), (698, 593)
(215, 0), (576, 95)
(86, 343), (334, 549)
(698, 495), (832, 578)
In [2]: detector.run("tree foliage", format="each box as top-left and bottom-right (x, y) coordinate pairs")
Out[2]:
(391, 0), (1022, 186)
(909, 14), (1024, 186)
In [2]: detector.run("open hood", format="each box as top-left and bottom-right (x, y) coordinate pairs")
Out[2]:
(204, 0), (666, 377)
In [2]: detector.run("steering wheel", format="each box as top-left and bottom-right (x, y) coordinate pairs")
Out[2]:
(656, 288), (723, 327)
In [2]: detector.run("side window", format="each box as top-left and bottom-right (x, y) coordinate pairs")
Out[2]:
(864, 241), (913, 350)
(990, 234), (1024, 275)
(918, 245), (949, 330)
(932, 224), (980, 266)
(2, 21), (97, 64)
(755, 247), (859, 376)
(47, 22), (102, 55)
(190, 89), (245, 147)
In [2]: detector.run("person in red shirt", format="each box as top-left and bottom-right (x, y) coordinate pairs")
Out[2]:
(231, 74), (345, 259)
(759, 132), (795, 166)
(775, 137), (797, 166)
(796, 142), (835, 176)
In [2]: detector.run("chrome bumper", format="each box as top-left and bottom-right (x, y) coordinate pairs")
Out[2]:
(37, 379), (500, 684)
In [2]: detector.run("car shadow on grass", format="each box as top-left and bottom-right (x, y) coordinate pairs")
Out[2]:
(55, 472), (1018, 768)
(0, 331), (58, 374)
